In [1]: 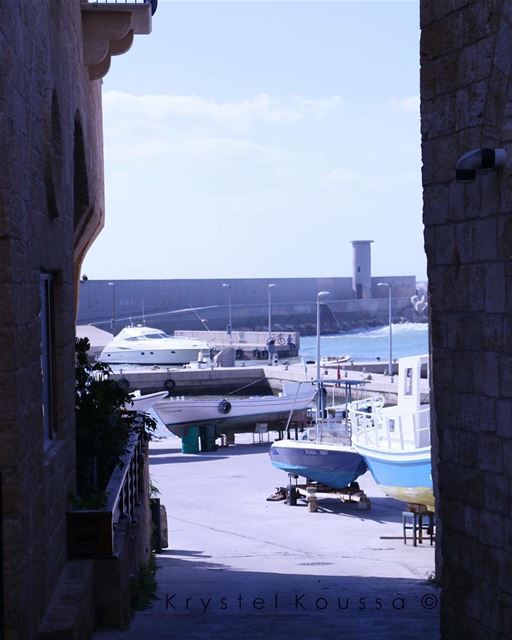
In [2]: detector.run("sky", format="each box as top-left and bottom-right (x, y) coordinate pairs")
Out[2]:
(82, 0), (426, 281)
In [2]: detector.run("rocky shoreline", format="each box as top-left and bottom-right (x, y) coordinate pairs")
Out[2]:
(243, 314), (428, 337)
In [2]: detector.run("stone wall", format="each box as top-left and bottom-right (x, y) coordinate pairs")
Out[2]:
(421, 1), (512, 637)
(0, 1), (104, 637)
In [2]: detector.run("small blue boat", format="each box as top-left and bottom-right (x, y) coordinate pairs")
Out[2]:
(270, 379), (369, 490)
(350, 354), (434, 509)
(270, 439), (367, 490)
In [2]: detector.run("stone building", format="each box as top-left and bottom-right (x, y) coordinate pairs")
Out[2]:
(421, 1), (512, 638)
(0, 1), (153, 638)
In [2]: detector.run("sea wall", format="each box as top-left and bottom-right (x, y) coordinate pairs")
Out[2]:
(77, 275), (418, 333)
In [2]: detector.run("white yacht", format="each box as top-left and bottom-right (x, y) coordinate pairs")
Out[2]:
(98, 325), (211, 365)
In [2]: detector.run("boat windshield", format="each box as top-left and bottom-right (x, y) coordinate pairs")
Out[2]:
(142, 332), (168, 339)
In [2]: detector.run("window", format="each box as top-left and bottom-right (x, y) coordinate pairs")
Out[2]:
(404, 368), (413, 396)
(40, 273), (55, 440)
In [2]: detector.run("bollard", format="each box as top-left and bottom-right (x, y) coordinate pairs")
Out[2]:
(306, 487), (318, 512)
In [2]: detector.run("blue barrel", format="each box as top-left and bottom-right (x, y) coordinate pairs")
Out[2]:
(181, 426), (200, 454)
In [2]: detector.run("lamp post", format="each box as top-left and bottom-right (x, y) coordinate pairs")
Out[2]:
(267, 283), (276, 365)
(316, 290), (330, 438)
(378, 282), (393, 381)
(222, 283), (232, 344)
(108, 282), (116, 334)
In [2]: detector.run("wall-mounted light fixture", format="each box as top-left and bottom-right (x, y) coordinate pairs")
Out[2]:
(455, 147), (506, 182)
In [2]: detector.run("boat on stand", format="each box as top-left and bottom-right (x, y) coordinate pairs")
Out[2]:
(269, 379), (369, 491)
(152, 380), (317, 437)
(349, 354), (433, 509)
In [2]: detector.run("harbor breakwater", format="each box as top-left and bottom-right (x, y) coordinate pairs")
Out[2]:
(77, 275), (424, 335)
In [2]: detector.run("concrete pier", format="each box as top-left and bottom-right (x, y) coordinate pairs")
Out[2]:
(107, 361), (424, 406)
(92, 435), (439, 639)
(175, 330), (300, 359)
(111, 366), (273, 396)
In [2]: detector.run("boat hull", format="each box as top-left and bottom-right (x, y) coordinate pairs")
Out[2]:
(269, 440), (368, 490)
(154, 394), (314, 436)
(128, 391), (168, 413)
(99, 347), (205, 365)
(354, 443), (434, 509)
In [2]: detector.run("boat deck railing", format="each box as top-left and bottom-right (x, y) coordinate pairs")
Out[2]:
(350, 404), (430, 452)
(348, 395), (386, 414)
(303, 416), (352, 444)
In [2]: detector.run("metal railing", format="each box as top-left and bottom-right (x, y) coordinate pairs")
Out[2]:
(85, 0), (157, 15)
(350, 400), (430, 452)
(67, 424), (147, 557)
(104, 424), (145, 527)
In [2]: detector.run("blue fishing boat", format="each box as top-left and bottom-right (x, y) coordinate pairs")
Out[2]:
(270, 379), (368, 490)
(269, 438), (367, 489)
(350, 354), (434, 509)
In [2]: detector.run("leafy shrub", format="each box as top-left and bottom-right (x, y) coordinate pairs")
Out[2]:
(75, 337), (156, 501)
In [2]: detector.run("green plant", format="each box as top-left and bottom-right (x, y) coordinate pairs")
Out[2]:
(75, 337), (156, 500)
(130, 553), (157, 611)
(68, 490), (110, 510)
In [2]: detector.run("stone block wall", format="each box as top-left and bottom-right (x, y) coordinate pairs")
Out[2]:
(421, 1), (512, 638)
(0, 1), (104, 637)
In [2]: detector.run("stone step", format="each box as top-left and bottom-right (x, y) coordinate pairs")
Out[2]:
(37, 560), (94, 640)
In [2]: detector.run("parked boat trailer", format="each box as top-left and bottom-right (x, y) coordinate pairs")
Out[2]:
(268, 473), (371, 512)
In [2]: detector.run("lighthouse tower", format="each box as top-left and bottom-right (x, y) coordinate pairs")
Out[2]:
(351, 240), (373, 299)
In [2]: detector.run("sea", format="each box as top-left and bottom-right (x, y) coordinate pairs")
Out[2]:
(299, 322), (429, 362)
(147, 321), (429, 438)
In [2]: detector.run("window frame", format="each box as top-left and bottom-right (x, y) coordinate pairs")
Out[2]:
(40, 272), (55, 441)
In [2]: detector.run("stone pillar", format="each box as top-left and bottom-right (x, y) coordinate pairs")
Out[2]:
(351, 240), (373, 299)
(421, 1), (512, 638)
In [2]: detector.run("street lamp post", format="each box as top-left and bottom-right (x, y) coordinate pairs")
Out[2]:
(108, 282), (116, 334)
(267, 283), (276, 365)
(316, 290), (330, 439)
(222, 283), (232, 344)
(378, 282), (393, 381)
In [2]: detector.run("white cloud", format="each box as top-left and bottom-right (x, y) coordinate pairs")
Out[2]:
(103, 90), (343, 133)
(388, 95), (420, 113)
(104, 132), (298, 168)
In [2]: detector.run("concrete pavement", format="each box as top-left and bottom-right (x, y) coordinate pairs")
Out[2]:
(93, 433), (440, 640)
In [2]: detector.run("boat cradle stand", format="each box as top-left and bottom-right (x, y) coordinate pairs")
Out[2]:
(402, 504), (436, 547)
(278, 474), (371, 511)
